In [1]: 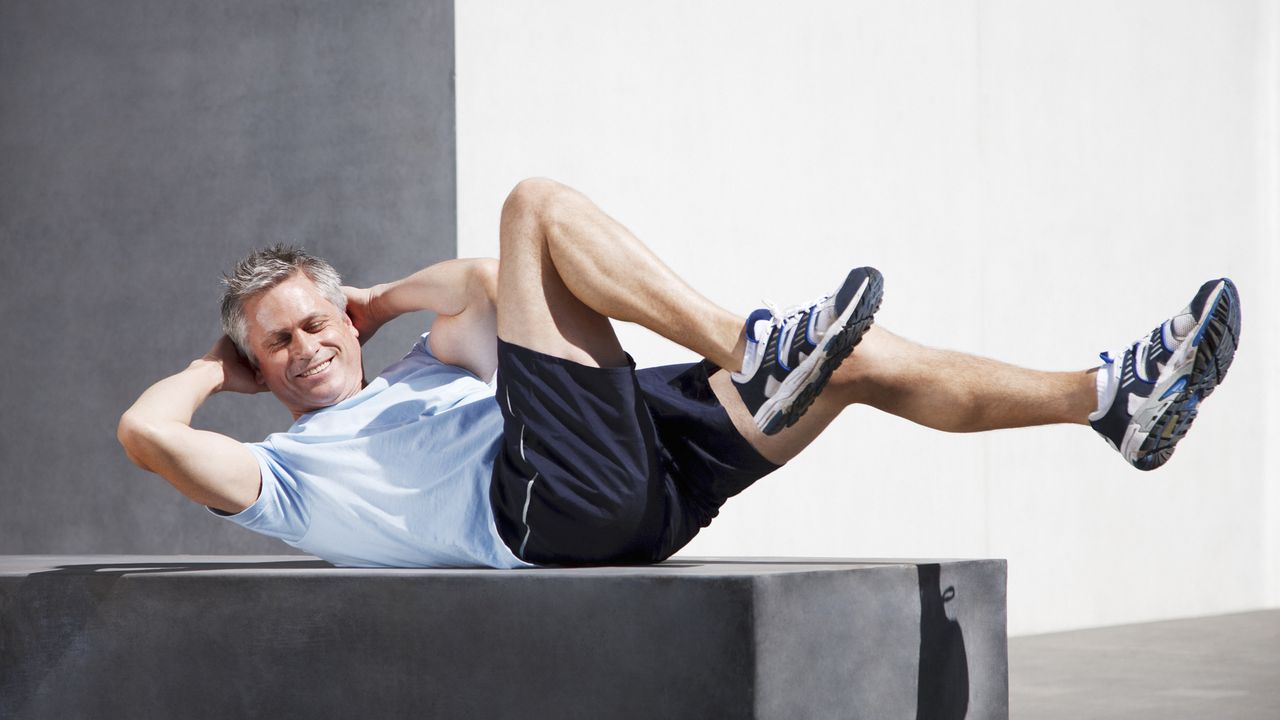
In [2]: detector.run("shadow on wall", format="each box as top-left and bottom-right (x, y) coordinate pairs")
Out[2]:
(917, 563), (970, 719)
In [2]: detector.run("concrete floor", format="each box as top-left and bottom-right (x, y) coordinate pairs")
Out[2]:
(1009, 609), (1280, 719)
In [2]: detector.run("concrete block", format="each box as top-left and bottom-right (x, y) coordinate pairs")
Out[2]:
(0, 556), (1007, 719)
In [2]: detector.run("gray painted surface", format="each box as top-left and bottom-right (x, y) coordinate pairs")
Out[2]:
(0, 556), (1009, 719)
(752, 561), (1008, 719)
(0, 0), (457, 552)
(1010, 609), (1280, 720)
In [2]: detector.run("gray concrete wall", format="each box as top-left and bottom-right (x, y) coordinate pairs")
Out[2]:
(0, 0), (457, 553)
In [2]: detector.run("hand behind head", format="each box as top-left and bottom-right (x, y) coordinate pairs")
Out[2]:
(203, 336), (268, 394)
(341, 285), (384, 346)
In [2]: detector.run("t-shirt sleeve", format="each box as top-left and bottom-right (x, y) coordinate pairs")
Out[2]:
(206, 443), (309, 543)
(411, 331), (434, 360)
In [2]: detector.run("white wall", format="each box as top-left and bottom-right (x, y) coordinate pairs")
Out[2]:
(457, 0), (1279, 635)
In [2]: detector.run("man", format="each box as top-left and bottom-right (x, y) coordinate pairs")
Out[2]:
(118, 178), (1241, 568)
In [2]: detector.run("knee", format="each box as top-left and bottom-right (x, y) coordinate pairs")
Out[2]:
(501, 177), (568, 225)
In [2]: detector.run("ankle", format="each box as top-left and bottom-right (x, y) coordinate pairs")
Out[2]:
(725, 329), (747, 373)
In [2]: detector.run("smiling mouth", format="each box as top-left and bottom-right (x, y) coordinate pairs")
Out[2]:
(298, 358), (333, 378)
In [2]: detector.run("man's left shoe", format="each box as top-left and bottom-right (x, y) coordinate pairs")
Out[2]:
(1090, 277), (1241, 470)
(732, 267), (883, 435)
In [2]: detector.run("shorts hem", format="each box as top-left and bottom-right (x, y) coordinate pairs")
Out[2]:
(496, 336), (636, 375)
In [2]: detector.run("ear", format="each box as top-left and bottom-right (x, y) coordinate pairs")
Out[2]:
(344, 312), (359, 338)
(254, 368), (265, 385)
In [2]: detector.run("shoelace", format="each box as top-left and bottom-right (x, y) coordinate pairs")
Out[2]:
(761, 296), (826, 328)
(1099, 328), (1173, 386)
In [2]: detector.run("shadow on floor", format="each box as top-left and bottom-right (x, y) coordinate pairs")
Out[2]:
(22, 559), (334, 576)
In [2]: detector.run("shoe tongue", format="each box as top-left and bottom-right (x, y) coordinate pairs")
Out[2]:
(1170, 312), (1195, 341)
(810, 306), (831, 340)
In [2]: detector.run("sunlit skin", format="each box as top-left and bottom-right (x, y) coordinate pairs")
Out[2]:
(243, 272), (365, 419)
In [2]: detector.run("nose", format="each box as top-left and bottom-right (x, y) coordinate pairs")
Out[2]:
(292, 329), (321, 359)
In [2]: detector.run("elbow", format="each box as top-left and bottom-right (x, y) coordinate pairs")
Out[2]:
(116, 412), (155, 471)
(469, 258), (499, 305)
(116, 410), (141, 449)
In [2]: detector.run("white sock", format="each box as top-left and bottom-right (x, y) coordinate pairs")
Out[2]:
(750, 316), (773, 344)
(1089, 358), (1119, 422)
(732, 317), (772, 379)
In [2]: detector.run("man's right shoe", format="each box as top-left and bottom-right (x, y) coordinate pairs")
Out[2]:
(732, 266), (883, 435)
(1090, 277), (1241, 470)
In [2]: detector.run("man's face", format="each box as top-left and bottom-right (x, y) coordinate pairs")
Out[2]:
(243, 272), (363, 418)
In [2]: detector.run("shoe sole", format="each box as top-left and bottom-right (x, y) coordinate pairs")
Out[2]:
(1127, 278), (1240, 470)
(756, 268), (884, 436)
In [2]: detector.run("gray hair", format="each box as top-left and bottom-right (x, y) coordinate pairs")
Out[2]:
(220, 244), (346, 365)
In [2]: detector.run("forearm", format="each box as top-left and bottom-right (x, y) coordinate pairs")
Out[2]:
(123, 360), (223, 426)
(118, 361), (223, 471)
(369, 258), (498, 324)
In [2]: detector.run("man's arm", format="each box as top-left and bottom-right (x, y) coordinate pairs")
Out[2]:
(345, 258), (499, 380)
(117, 337), (264, 514)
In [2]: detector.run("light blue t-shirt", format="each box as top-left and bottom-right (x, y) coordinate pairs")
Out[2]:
(214, 333), (531, 569)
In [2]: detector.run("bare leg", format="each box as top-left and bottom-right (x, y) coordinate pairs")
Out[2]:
(710, 325), (1098, 465)
(496, 178), (745, 368)
(493, 178), (1098, 463)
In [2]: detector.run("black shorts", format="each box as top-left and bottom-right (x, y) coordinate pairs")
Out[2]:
(489, 339), (780, 565)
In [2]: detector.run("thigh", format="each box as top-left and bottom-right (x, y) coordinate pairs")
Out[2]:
(496, 182), (626, 368)
(636, 361), (781, 557)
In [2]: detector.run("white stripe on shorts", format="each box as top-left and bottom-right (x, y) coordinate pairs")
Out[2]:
(519, 473), (538, 558)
